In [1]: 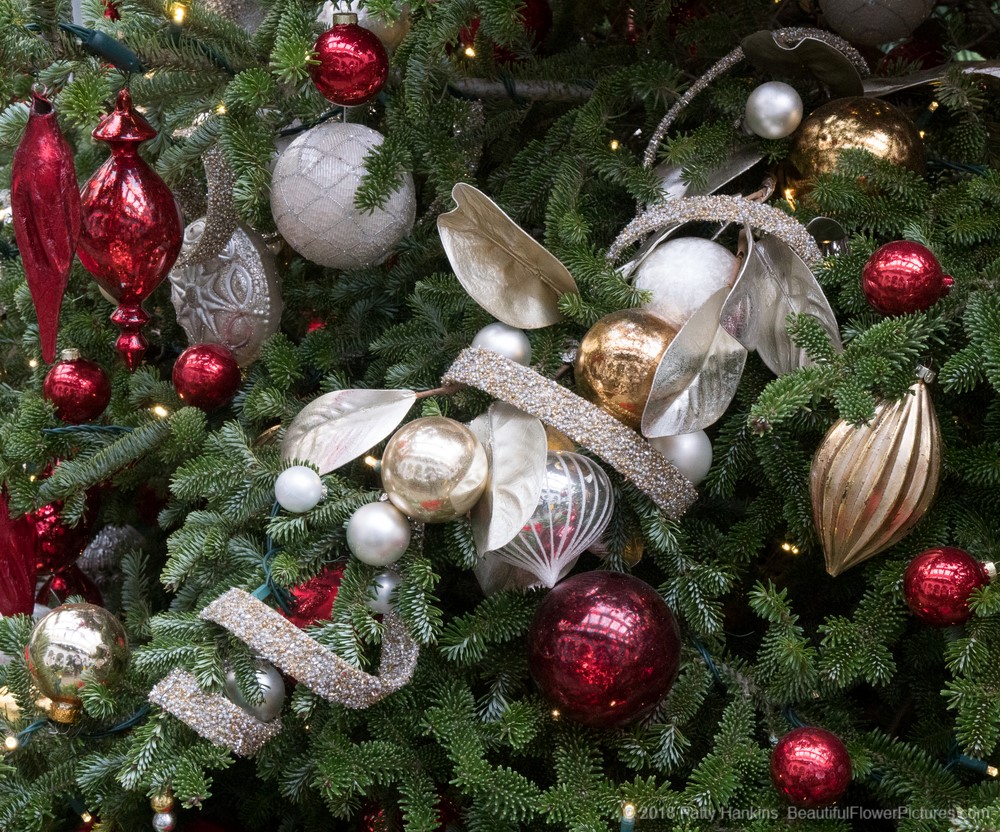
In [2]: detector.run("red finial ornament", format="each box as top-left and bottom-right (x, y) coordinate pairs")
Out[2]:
(78, 89), (183, 371)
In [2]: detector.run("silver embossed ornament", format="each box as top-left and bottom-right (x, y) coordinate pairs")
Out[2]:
(169, 219), (282, 367)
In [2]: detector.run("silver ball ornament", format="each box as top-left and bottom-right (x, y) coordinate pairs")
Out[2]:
(275, 466), (325, 513)
(471, 322), (532, 365)
(744, 82), (804, 140)
(367, 571), (400, 615)
(819, 0), (933, 45)
(346, 502), (411, 566)
(223, 661), (285, 722)
(649, 430), (713, 485)
(152, 812), (177, 832)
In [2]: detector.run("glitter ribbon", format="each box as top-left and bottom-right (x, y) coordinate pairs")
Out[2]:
(443, 348), (698, 518)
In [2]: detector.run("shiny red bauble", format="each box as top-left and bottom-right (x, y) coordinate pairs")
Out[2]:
(29, 497), (99, 573)
(78, 89), (183, 371)
(43, 353), (111, 423)
(771, 727), (852, 807)
(861, 241), (954, 316)
(172, 344), (241, 411)
(527, 571), (680, 728)
(310, 19), (389, 106)
(903, 547), (991, 627)
(281, 563), (345, 628)
(36, 564), (103, 606)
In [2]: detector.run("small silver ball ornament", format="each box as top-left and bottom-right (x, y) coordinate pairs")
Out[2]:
(471, 322), (532, 365)
(744, 82), (804, 140)
(346, 502), (411, 566)
(367, 571), (400, 615)
(152, 812), (177, 832)
(275, 465), (325, 513)
(223, 660), (285, 722)
(649, 430), (713, 485)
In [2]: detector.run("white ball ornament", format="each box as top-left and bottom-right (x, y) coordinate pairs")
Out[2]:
(346, 502), (411, 566)
(649, 430), (713, 485)
(744, 82), (804, 140)
(274, 465), (326, 513)
(634, 238), (739, 329)
(367, 571), (400, 615)
(819, 0), (933, 46)
(471, 322), (532, 365)
(152, 812), (177, 832)
(270, 122), (416, 270)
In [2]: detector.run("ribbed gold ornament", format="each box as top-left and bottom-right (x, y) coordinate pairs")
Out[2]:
(810, 375), (940, 576)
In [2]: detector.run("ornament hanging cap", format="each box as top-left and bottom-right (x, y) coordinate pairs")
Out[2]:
(92, 89), (156, 143)
(29, 84), (53, 116)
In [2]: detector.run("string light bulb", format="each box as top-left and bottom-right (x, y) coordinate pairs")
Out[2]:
(151, 404), (170, 418)
(28, 358), (38, 369)
(780, 541), (800, 555)
(80, 812), (93, 824)
(550, 709), (560, 719)
(215, 102), (227, 115)
(609, 139), (621, 151)
(4, 735), (18, 751)
(463, 45), (476, 58)
(783, 187), (797, 211)
(169, 1), (186, 23)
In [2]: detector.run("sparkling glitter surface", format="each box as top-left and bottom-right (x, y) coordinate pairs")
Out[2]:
(443, 348), (697, 518)
(174, 146), (239, 268)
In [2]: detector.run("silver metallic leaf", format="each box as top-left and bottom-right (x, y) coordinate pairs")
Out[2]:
(641, 286), (747, 437)
(473, 553), (538, 596)
(281, 389), (416, 475)
(437, 183), (579, 329)
(467, 403), (548, 554)
(654, 144), (766, 202)
(741, 30), (864, 96)
(862, 60), (1000, 97)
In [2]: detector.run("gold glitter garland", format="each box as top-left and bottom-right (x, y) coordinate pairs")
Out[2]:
(149, 669), (282, 756)
(443, 348), (698, 518)
(201, 589), (420, 709)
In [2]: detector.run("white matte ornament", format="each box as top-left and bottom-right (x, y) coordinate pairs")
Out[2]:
(367, 571), (399, 614)
(275, 466), (325, 513)
(224, 661), (286, 722)
(634, 238), (739, 330)
(270, 122), (416, 270)
(818, 0), (933, 45)
(471, 322), (532, 365)
(346, 502), (411, 566)
(649, 431), (713, 486)
(744, 82), (804, 140)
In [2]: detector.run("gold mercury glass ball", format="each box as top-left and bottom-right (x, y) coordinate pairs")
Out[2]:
(789, 96), (925, 180)
(382, 416), (489, 523)
(26, 603), (129, 724)
(150, 793), (175, 813)
(574, 309), (678, 430)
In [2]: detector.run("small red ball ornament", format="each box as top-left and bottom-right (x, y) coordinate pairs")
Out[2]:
(281, 563), (345, 628)
(771, 727), (851, 807)
(310, 15), (389, 106)
(36, 564), (103, 606)
(861, 241), (954, 316)
(904, 547), (992, 627)
(172, 344), (241, 411)
(527, 571), (680, 728)
(29, 497), (99, 574)
(43, 351), (111, 424)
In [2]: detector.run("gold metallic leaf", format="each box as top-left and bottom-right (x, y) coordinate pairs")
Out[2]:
(810, 379), (941, 577)
(741, 30), (864, 96)
(641, 286), (747, 437)
(720, 232), (842, 377)
(467, 402), (548, 554)
(437, 183), (579, 329)
(281, 389), (416, 475)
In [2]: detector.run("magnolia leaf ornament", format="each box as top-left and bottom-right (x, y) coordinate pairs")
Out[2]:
(474, 555), (538, 596)
(437, 183), (579, 329)
(741, 29), (865, 96)
(282, 389), (416, 474)
(467, 403), (548, 554)
(655, 144), (765, 202)
(861, 60), (1000, 97)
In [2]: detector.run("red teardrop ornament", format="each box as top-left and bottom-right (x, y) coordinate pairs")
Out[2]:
(11, 88), (82, 364)
(78, 89), (183, 371)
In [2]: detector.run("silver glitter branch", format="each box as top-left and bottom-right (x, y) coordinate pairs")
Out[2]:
(174, 146), (239, 268)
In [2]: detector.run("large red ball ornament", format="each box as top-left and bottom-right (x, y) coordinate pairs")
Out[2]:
(172, 344), (241, 411)
(43, 352), (111, 424)
(771, 727), (852, 807)
(904, 547), (992, 627)
(861, 241), (954, 316)
(281, 563), (345, 628)
(527, 571), (680, 728)
(310, 16), (389, 106)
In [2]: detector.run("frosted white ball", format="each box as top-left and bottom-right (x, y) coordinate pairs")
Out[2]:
(745, 82), (803, 140)
(367, 571), (400, 615)
(649, 430), (713, 485)
(471, 322), (532, 365)
(275, 465), (325, 513)
(634, 237), (738, 329)
(819, 0), (933, 45)
(346, 502), (411, 566)
(270, 122), (416, 270)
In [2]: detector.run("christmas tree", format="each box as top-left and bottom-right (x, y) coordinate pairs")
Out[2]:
(2, 0), (1000, 829)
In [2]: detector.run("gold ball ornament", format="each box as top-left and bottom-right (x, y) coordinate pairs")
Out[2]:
(25, 604), (129, 724)
(382, 417), (489, 523)
(789, 97), (925, 181)
(574, 309), (678, 429)
(150, 793), (175, 813)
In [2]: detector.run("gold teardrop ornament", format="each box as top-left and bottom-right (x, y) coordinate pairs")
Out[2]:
(810, 376), (941, 576)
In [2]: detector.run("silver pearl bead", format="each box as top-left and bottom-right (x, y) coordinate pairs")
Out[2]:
(223, 660), (286, 722)
(649, 431), (713, 485)
(744, 82), (803, 140)
(347, 502), (411, 566)
(152, 812), (177, 832)
(274, 465), (325, 513)
(367, 571), (399, 615)
(471, 322), (532, 365)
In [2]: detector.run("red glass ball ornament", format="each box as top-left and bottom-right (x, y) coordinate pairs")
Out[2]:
(43, 353), (111, 424)
(861, 241), (954, 316)
(281, 563), (345, 628)
(771, 727), (852, 807)
(310, 19), (389, 106)
(29, 498), (99, 574)
(36, 564), (103, 606)
(527, 571), (680, 728)
(78, 89), (183, 371)
(172, 344), (241, 411)
(904, 547), (991, 627)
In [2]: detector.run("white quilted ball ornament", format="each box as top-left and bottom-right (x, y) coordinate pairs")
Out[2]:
(818, 0), (933, 46)
(633, 237), (738, 330)
(270, 122), (416, 270)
